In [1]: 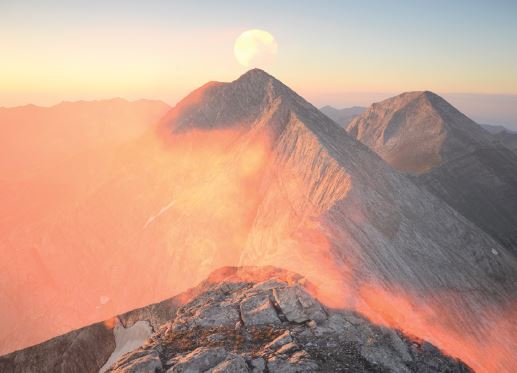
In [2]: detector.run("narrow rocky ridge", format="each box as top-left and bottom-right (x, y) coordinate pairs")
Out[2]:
(106, 266), (471, 373)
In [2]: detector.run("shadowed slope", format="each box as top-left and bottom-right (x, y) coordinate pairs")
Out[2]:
(346, 91), (517, 255)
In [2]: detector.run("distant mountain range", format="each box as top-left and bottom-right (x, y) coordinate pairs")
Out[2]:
(481, 124), (517, 154)
(319, 105), (366, 127)
(481, 123), (517, 135)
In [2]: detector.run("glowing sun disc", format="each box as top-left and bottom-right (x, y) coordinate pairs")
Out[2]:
(234, 29), (278, 68)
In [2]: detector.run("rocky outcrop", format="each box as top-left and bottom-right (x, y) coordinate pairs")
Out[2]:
(106, 267), (471, 373)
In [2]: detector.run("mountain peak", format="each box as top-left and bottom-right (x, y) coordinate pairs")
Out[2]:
(237, 68), (275, 82)
(160, 69), (318, 134)
(346, 91), (497, 173)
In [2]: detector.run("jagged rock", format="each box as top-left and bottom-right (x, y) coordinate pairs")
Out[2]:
(267, 355), (319, 372)
(110, 348), (162, 373)
(272, 285), (327, 323)
(210, 355), (249, 372)
(250, 357), (265, 372)
(166, 347), (230, 372)
(105, 267), (472, 373)
(240, 293), (280, 326)
(263, 331), (292, 351)
(0, 321), (116, 373)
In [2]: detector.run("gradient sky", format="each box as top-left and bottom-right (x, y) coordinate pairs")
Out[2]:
(1, 0), (517, 127)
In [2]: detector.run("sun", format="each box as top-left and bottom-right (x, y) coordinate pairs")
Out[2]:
(233, 29), (278, 68)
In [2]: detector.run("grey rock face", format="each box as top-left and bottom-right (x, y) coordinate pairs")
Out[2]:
(240, 293), (281, 326)
(0, 321), (115, 373)
(105, 267), (471, 373)
(272, 285), (326, 323)
(110, 349), (162, 373)
(346, 91), (517, 256)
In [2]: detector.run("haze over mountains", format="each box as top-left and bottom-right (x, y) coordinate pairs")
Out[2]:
(0, 99), (170, 180)
(1, 70), (517, 372)
(319, 106), (366, 128)
(483, 125), (517, 154)
(346, 91), (517, 255)
(0, 100), (171, 353)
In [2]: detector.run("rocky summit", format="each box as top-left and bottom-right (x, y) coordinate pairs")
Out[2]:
(106, 267), (470, 373)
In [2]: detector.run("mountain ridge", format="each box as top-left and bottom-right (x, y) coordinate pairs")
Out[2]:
(346, 90), (517, 257)
(2, 70), (516, 371)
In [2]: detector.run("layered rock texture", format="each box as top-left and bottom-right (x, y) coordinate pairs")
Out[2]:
(346, 91), (517, 254)
(107, 267), (471, 373)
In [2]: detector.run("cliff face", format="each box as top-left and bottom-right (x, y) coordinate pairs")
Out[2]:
(346, 91), (517, 256)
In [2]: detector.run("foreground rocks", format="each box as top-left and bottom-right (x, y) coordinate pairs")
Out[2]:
(107, 267), (471, 373)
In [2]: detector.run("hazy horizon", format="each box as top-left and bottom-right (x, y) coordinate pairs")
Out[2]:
(2, 0), (516, 128)
(3, 89), (517, 130)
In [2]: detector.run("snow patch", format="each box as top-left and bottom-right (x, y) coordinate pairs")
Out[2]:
(99, 319), (153, 373)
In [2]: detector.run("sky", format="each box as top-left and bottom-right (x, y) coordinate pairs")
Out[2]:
(1, 0), (517, 128)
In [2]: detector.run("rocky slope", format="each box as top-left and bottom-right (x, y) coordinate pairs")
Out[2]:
(159, 70), (517, 371)
(108, 267), (471, 373)
(346, 91), (517, 255)
(320, 105), (366, 127)
(1, 266), (472, 373)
